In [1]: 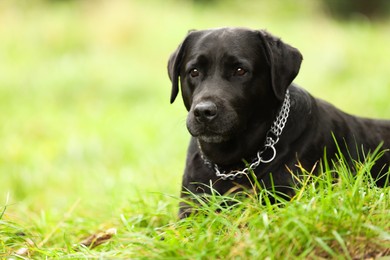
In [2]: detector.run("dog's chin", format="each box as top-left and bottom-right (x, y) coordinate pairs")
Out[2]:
(197, 134), (228, 144)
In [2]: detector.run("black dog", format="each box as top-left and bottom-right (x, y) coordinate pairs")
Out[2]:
(168, 27), (390, 217)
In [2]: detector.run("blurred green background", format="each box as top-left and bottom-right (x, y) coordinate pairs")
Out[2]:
(1, 0), (390, 224)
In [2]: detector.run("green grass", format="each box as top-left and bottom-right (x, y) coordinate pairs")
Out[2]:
(0, 0), (390, 258)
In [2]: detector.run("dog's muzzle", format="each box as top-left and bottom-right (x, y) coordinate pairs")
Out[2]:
(187, 99), (239, 143)
(193, 101), (218, 123)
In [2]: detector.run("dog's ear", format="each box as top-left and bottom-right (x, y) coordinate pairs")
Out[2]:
(257, 30), (303, 101)
(168, 31), (194, 104)
(167, 45), (182, 104)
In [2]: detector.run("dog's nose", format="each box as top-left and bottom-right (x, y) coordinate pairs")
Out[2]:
(194, 101), (218, 123)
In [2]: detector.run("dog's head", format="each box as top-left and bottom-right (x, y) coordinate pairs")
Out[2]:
(168, 27), (302, 144)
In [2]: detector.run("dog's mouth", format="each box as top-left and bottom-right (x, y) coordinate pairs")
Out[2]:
(186, 101), (240, 144)
(197, 134), (228, 143)
(188, 125), (234, 144)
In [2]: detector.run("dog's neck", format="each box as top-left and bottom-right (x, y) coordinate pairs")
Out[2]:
(197, 91), (291, 177)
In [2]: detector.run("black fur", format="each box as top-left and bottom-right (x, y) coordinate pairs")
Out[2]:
(168, 27), (390, 218)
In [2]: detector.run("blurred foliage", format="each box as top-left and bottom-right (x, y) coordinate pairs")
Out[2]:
(190, 0), (390, 20)
(0, 0), (389, 213)
(322, 0), (390, 20)
(0, 1), (389, 257)
(42, 0), (390, 20)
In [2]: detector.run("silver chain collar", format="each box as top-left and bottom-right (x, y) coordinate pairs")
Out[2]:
(198, 90), (291, 181)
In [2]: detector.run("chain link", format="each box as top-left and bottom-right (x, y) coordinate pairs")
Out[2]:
(199, 90), (291, 180)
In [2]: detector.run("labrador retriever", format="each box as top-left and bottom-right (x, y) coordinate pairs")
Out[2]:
(167, 27), (390, 217)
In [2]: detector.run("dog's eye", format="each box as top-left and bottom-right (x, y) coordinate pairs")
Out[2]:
(234, 67), (247, 76)
(189, 68), (200, 78)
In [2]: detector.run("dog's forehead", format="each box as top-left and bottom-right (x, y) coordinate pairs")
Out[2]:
(199, 27), (253, 40)
(187, 28), (259, 57)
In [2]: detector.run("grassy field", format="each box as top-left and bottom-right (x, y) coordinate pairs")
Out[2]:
(1, 0), (389, 258)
